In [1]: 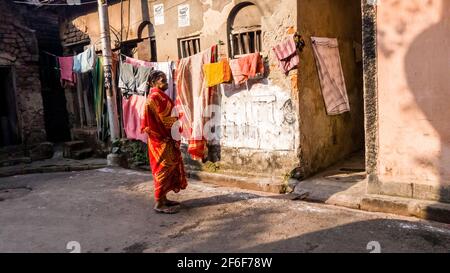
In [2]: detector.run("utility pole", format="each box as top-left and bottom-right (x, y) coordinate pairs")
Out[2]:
(97, 0), (120, 144)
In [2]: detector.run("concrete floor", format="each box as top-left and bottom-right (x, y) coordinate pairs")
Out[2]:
(295, 151), (367, 207)
(1, 167), (450, 253)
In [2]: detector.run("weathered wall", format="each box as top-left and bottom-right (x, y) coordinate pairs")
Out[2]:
(0, 1), (46, 145)
(152, 0), (205, 60)
(61, 0), (154, 59)
(297, 0), (365, 177)
(371, 0), (450, 202)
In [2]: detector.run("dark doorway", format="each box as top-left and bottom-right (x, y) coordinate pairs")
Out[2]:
(0, 67), (20, 147)
(39, 52), (71, 143)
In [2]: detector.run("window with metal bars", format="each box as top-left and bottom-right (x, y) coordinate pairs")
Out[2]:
(229, 27), (262, 58)
(178, 36), (201, 58)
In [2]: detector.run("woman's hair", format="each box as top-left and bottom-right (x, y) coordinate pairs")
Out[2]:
(148, 70), (166, 86)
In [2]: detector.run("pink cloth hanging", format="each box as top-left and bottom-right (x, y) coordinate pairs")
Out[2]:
(311, 37), (350, 115)
(272, 35), (299, 74)
(124, 56), (154, 68)
(58, 56), (76, 86)
(230, 53), (264, 85)
(122, 95), (148, 143)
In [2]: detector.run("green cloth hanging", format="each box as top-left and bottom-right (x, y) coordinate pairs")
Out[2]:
(92, 56), (110, 142)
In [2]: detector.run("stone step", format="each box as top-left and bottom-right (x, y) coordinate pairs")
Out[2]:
(185, 169), (285, 194)
(71, 128), (98, 143)
(0, 145), (26, 160)
(30, 142), (54, 161)
(0, 157), (32, 167)
(71, 148), (94, 160)
(63, 141), (88, 158)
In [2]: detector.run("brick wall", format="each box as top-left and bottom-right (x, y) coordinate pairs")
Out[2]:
(0, 1), (46, 145)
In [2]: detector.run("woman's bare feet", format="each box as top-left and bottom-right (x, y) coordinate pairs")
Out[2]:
(164, 200), (181, 207)
(160, 196), (181, 207)
(154, 201), (179, 214)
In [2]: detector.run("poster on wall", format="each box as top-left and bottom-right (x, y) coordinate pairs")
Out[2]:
(178, 4), (190, 27)
(153, 4), (164, 26)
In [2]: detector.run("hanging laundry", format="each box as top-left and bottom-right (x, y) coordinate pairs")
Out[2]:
(311, 37), (350, 115)
(229, 59), (247, 85)
(118, 60), (153, 96)
(92, 56), (110, 141)
(135, 66), (153, 95)
(122, 95), (148, 144)
(237, 52), (264, 79)
(176, 45), (217, 160)
(118, 61), (137, 95)
(124, 57), (176, 102)
(58, 56), (76, 87)
(124, 56), (153, 68)
(203, 59), (232, 87)
(272, 34), (299, 74)
(73, 54), (82, 74)
(73, 45), (96, 73)
(229, 53), (264, 85)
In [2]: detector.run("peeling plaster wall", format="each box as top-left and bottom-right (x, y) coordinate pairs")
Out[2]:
(217, 80), (298, 175)
(372, 0), (450, 202)
(0, 1), (46, 145)
(219, 82), (296, 151)
(297, 0), (365, 177)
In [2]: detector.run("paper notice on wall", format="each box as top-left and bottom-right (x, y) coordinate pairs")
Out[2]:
(153, 4), (164, 26)
(178, 4), (190, 27)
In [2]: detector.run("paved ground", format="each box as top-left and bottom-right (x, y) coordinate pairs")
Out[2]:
(1, 168), (450, 253)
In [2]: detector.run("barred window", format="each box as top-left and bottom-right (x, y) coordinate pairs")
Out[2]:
(230, 27), (262, 58)
(178, 35), (201, 58)
(228, 3), (262, 59)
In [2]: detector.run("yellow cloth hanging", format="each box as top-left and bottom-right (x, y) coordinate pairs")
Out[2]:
(203, 59), (231, 87)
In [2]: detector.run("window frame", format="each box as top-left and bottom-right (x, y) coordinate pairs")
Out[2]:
(178, 35), (201, 59)
(229, 26), (262, 59)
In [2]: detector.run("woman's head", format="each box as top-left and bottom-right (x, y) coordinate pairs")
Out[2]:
(148, 70), (168, 91)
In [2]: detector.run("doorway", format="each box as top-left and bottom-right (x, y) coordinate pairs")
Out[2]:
(39, 52), (71, 143)
(0, 67), (20, 147)
(297, 0), (366, 178)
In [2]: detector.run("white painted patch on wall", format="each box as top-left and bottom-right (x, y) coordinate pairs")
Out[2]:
(218, 81), (297, 151)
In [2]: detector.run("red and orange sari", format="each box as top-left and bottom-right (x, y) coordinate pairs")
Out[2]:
(141, 87), (187, 202)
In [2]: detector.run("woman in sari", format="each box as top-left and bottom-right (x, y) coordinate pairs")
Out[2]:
(141, 70), (187, 214)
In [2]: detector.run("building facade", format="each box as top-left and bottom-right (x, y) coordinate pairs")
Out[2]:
(60, 0), (303, 180)
(2, 0), (448, 208)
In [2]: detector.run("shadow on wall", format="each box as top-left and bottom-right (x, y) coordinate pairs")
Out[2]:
(404, 0), (450, 203)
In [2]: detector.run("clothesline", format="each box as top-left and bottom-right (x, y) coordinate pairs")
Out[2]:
(13, 1), (97, 6)
(41, 50), (58, 57)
